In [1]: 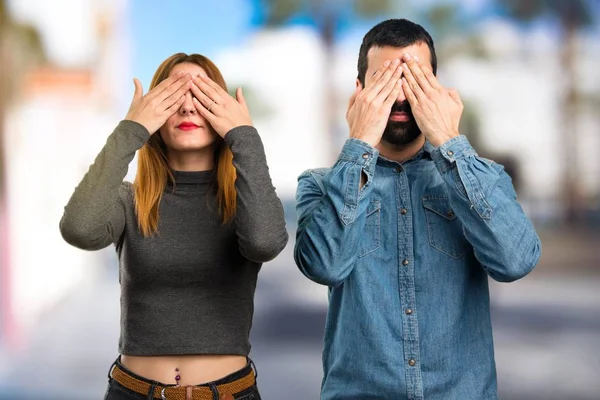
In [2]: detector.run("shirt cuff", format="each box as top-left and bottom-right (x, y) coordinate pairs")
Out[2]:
(339, 138), (379, 174)
(430, 135), (477, 173)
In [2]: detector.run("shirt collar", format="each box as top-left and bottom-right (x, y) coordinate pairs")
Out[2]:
(376, 140), (434, 168)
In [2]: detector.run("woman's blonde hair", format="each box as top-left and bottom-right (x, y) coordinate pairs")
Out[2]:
(133, 53), (236, 236)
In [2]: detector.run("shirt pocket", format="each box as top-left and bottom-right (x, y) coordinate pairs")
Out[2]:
(358, 199), (381, 258)
(422, 196), (469, 259)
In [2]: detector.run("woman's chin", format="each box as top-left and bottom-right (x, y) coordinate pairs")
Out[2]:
(170, 139), (217, 152)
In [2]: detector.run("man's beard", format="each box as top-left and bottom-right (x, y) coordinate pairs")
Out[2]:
(381, 101), (421, 146)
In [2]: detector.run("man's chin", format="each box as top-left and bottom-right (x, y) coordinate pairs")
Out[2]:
(381, 131), (422, 147)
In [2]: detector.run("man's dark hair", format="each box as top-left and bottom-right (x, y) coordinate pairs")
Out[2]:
(357, 19), (437, 86)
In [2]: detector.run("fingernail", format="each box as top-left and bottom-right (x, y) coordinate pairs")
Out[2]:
(392, 59), (400, 65)
(403, 53), (411, 61)
(402, 63), (408, 70)
(414, 55), (420, 62)
(199, 72), (206, 77)
(384, 60), (391, 67)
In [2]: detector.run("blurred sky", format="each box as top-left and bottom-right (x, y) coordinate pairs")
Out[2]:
(131, 0), (254, 87)
(130, 0), (600, 88)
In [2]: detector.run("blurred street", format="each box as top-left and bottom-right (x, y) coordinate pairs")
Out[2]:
(0, 226), (598, 400)
(1, 1), (600, 399)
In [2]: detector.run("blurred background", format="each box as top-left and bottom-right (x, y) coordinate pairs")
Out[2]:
(0, 0), (599, 399)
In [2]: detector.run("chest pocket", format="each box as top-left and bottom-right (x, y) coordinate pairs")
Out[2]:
(358, 200), (381, 258)
(422, 196), (470, 259)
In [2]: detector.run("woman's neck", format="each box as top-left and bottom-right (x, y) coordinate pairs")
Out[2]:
(167, 147), (215, 171)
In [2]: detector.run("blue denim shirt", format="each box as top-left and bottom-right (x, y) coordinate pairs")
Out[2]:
(294, 136), (541, 400)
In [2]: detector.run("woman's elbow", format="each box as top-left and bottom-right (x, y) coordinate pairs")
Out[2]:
(59, 218), (109, 251)
(241, 230), (289, 263)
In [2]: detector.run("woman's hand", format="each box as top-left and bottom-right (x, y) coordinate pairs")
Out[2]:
(190, 74), (252, 138)
(125, 72), (192, 134)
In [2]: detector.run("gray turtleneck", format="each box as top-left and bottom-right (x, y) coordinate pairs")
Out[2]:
(60, 120), (288, 356)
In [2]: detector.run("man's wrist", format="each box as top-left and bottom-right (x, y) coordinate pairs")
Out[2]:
(350, 132), (380, 148)
(428, 130), (460, 148)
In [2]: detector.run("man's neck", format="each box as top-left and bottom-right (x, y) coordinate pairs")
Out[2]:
(375, 134), (426, 164)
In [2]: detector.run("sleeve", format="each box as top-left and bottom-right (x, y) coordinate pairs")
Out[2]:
(59, 120), (150, 250)
(294, 138), (379, 286)
(430, 135), (542, 282)
(224, 126), (289, 263)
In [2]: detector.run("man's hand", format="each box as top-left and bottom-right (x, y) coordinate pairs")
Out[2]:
(400, 53), (463, 147)
(347, 59), (404, 147)
(124, 72), (192, 134)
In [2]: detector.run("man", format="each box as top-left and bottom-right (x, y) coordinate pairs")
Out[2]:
(294, 18), (541, 400)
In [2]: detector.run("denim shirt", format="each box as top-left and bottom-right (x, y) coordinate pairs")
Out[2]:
(294, 136), (541, 400)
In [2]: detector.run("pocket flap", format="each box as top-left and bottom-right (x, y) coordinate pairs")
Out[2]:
(422, 196), (456, 220)
(366, 200), (381, 217)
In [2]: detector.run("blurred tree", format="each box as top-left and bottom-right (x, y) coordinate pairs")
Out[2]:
(256, 0), (519, 188)
(259, 0), (396, 161)
(227, 84), (273, 119)
(0, 0), (46, 196)
(422, 4), (522, 189)
(495, 0), (594, 221)
(0, 0), (45, 341)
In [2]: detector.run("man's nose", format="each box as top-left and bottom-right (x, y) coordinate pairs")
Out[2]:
(396, 85), (407, 103)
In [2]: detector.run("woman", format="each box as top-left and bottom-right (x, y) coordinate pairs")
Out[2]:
(60, 53), (288, 400)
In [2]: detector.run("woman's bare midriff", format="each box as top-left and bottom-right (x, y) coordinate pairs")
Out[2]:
(120, 354), (248, 386)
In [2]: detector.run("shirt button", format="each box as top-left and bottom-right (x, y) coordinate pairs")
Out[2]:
(447, 150), (454, 156)
(395, 166), (402, 173)
(447, 210), (454, 218)
(400, 208), (407, 215)
(402, 259), (409, 266)
(408, 359), (416, 366)
(405, 309), (413, 315)
(362, 153), (369, 159)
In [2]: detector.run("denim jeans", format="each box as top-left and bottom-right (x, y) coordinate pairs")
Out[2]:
(103, 357), (261, 400)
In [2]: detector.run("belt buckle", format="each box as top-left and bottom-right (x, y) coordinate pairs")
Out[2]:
(160, 384), (179, 400)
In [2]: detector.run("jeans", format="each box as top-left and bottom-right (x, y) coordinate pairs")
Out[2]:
(103, 357), (261, 400)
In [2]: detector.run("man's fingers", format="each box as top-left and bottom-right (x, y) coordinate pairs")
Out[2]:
(403, 55), (435, 96)
(448, 89), (462, 106)
(402, 62), (426, 102)
(348, 84), (361, 111)
(368, 61), (391, 85)
(418, 58), (442, 90)
(402, 77), (419, 107)
(383, 79), (404, 109)
(367, 60), (401, 101)
(375, 61), (404, 104)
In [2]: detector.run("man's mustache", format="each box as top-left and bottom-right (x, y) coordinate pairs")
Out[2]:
(391, 101), (412, 114)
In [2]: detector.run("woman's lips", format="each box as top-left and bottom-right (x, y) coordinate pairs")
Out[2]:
(177, 122), (199, 131)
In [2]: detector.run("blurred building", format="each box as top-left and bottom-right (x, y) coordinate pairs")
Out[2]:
(1, 0), (130, 349)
